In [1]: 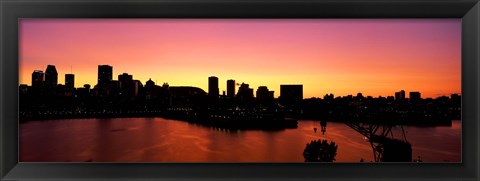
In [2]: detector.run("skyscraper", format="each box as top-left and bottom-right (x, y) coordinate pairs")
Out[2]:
(118, 73), (134, 97)
(65, 74), (75, 89)
(118, 73), (133, 88)
(279, 85), (303, 107)
(44, 65), (58, 88)
(145, 79), (156, 100)
(208, 76), (219, 97)
(395, 90), (406, 101)
(227, 79), (235, 97)
(409, 91), (421, 102)
(256, 86), (270, 100)
(236, 83), (254, 105)
(98, 65), (113, 87)
(256, 86), (274, 106)
(31, 70), (44, 88)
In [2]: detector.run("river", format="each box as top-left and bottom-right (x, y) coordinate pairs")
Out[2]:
(20, 118), (461, 162)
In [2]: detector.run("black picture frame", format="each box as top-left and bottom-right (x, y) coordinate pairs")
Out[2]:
(1, 0), (479, 180)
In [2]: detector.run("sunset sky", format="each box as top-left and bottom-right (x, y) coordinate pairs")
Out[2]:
(19, 19), (461, 98)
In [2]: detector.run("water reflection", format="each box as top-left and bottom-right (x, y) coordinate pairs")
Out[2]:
(19, 118), (461, 162)
(321, 120), (327, 135)
(312, 120), (327, 135)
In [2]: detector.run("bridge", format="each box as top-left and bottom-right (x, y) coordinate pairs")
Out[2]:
(345, 121), (411, 162)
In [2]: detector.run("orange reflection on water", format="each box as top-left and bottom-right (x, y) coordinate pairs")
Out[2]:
(20, 118), (460, 162)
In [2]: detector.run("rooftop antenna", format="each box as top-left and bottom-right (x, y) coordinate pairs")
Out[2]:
(70, 65), (72, 74)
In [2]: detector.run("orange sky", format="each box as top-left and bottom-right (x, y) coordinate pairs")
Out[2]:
(19, 19), (461, 98)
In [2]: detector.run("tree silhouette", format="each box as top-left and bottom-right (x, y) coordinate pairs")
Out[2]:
(303, 139), (338, 162)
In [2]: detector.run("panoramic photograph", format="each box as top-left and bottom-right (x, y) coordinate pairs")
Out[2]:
(19, 19), (461, 162)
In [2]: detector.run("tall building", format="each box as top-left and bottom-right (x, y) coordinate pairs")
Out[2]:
(98, 65), (113, 87)
(145, 79), (156, 100)
(227, 79), (235, 97)
(236, 83), (254, 103)
(65, 74), (75, 89)
(256, 86), (274, 106)
(31, 70), (44, 87)
(118, 73), (134, 97)
(279, 85), (303, 107)
(44, 65), (58, 88)
(256, 86), (270, 100)
(208, 76), (219, 97)
(409, 91), (421, 102)
(118, 73), (133, 88)
(395, 90), (406, 101)
(237, 83), (250, 96)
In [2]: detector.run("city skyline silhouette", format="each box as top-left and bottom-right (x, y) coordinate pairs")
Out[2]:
(18, 19), (462, 163)
(19, 19), (461, 98)
(20, 63), (460, 99)
(19, 63), (462, 163)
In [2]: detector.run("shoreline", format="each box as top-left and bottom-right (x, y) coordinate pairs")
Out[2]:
(19, 111), (454, 128)
(19, 111), (299, 130)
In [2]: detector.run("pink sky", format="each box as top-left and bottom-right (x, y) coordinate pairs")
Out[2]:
(19, 19), (461, 98)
